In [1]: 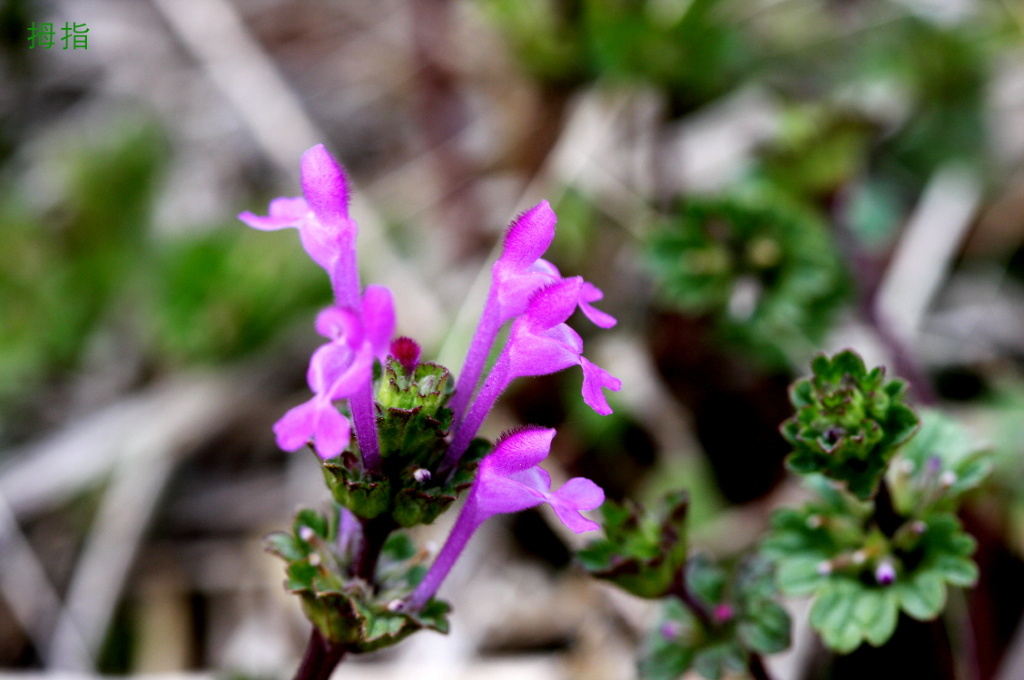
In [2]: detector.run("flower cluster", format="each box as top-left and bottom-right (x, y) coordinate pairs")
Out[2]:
(241, 144), (618, 626)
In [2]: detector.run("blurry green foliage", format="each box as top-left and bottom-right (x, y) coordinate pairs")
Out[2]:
(0, 117), (332, 410)
(648, 195), (849, 368)
(482, 0), (752, 111)
(639, 554), (789, 680)
(578, 490), (690, 598)
(150, 227), (329, 363)
(0, 122), (164, 399)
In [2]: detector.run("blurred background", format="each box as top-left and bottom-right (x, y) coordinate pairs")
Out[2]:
(3, 0), (1024, 678)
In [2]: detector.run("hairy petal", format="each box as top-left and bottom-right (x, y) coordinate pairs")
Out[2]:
(301, 144), (350, 226)
(524, 277), (583, 329)
(499, 201), (557, 269)
(488, 427), (557, 474)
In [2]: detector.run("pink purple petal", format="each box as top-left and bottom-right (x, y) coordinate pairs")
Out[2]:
(499, 201), (556, 270)
(300, 144), (350, 226)
(580, 357), (621, 415)
(579, 282), (617, 328)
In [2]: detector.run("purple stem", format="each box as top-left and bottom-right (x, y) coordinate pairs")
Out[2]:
(442, 354), (511, 474)
(408, 497), (482, 609)
(350, 383), (382, 473)
(291, 627), (345, 680)
(448, 288), (501, 426)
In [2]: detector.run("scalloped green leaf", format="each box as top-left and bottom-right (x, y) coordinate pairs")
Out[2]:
(265, 531), (306, 561)
(776, 557), (828, 596)
(692, 641), (746, 680)
(933, 554), (979, 587)
(896, 571), (946, 621)
(854, 588), (898, 647)
(737, 600), (791, 654)
(686, 553), (726, 607)
(810, 580), (863, 653)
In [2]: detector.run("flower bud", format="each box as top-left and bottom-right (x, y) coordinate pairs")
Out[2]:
(390, 336), (421, 375)
(875, 560), (896, 586)
(713, 603), (735, 623)
(661, 620), (683, 641)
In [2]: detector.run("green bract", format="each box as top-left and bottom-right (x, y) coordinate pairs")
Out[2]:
(265, 508), (450, 652)
(322, 357), (489, 527)
(577, 491), (690, 599)
(782, 350), (919, 499)
(648, 197), (848, 367)
(640, 555), (790, 680)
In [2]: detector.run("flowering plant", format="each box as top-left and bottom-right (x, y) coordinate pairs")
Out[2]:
(241, 144), (619, 678)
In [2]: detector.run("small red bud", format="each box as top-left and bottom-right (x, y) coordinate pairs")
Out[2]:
(390, 336), (421, 374)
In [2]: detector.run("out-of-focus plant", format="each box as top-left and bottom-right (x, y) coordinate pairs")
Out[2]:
(150, 228), (330, 363)
(763, 351), (990, 653)
(0, 123), (164, 402)
(647, 195), (849, 368)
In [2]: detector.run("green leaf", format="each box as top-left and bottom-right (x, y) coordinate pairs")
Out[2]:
(265, 532), (306, 561)
(295, 508), (330, 539)
(853, 588), (898, 647)
(579, 491), (689, 599)
(639, 640), (693, 680)
(639, 599), (696, 680)
(692, 642), (746, 680)
(933, 554), (978, 587)
(896, 572), (946, 621)
(888, 410), (991, 514)
(776, 557), (828, 597)
(810, 580), (864, 653)
(737, 601), (791, 654)
(686, 553), (726, 607)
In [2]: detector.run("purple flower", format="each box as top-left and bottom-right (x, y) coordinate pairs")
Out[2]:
(443, 277), (621, 469)
(273, 286), (395, 462)
(407, 427), (603, 609)
(238, 144), (360, 309)
(448, 201), (616, 426)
